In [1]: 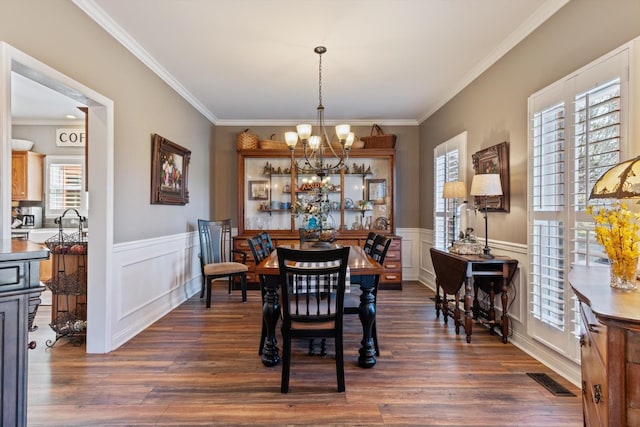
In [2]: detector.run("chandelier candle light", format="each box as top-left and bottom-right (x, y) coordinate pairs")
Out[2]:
(470, 174), (503, 259)
(443, 180), (467, 245)
(285, 46), (355, 178)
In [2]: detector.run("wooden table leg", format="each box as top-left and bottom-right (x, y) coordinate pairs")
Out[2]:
(464, 266), (473, 343)
(501, 272), (509, 344)
(453, 290), (460, 333)
(435, 281), (441, 319)
(261, 275), (280, 366)
(357, 275), (377, 368)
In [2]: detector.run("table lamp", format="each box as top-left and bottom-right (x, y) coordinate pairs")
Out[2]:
(470, 174), (503, 258)
(443, 181), (467, 245)
(589, 155), (640, 200)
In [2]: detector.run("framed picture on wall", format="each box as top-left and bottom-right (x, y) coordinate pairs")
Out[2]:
(150, 133), (191, 205)
(472, 141), (509, 212)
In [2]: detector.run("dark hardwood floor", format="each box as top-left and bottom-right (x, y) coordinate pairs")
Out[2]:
(27, 281), (582, 426)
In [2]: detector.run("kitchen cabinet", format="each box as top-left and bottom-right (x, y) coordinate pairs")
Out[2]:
(11, 150), (45, 201)
(234, 148), (402, 289)
(0, 240), (48, 427)
(569, 265), (640, 426)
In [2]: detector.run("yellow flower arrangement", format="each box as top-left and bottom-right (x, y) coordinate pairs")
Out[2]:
(587, 202), (640, 288)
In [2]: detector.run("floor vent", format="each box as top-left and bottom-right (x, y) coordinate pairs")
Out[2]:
(526, 373), (576, 397)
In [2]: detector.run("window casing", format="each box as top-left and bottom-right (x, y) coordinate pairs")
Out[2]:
(528, 44), (631, 360)
(434, 132), (466, 250)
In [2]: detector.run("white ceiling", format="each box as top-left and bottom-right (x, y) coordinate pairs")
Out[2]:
(11, 72), (87, 124)
(14, 0), (569, 125)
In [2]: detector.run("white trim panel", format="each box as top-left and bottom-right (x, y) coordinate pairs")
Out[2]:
(110, 231), (200, 350)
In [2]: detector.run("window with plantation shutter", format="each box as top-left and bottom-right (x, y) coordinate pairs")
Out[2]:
(434, 132), (466, 250)
(46, 156), (87, 217)
(528, 46), (630, 360)
(530, 100), (566, 332)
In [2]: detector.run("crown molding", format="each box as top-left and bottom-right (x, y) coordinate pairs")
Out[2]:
(72, 0), (218, 124)
(419, 0), (570, 123)
(213, 118), (419, 127)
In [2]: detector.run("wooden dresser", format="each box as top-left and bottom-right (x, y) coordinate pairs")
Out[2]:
(569, 265), (640, 426)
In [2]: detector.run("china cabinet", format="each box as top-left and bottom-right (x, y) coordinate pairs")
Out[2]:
(234, 148), (402, 288)
(11, 150), (45, 201)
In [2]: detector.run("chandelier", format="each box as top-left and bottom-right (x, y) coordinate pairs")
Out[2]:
(284, 46), (354, 177)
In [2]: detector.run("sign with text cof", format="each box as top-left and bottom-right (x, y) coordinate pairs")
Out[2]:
(56, 128), (86, 147)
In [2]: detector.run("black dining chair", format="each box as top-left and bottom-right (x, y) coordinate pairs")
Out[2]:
(363, 231), (378, 255)
(277, 246), (350, 393)
(344, 234), (391, 356)
(247, 232), (274, 355)
(197, 219), (248, 308)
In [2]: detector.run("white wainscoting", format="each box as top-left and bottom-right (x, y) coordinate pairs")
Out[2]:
(396, 227), (420, 281)
(110, 231), (201, 350)
(107, 227), (581, 387)
(417, 228), (581, 387)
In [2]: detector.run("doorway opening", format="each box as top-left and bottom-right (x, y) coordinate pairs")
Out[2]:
(1, 42), (114, 353)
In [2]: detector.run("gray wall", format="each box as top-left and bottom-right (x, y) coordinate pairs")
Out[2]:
(419, 0), (640, 245)
(212, 124), (420, 229)
(1, 0), (213, 243)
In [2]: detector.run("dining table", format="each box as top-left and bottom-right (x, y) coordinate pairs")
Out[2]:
(255, 243), (383, 368)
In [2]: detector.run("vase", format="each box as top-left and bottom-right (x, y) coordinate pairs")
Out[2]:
(608, 256), (638, 290)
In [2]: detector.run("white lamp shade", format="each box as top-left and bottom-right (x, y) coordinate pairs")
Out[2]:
(335, 124), (351, 140)
(344, 132), (355, 148)
(308, 135), (321, 150)
(443, 181), (467, 198)
(296, 124), (312, 140)
(284, 131), (299, 148)
(470, 174), (503, 196)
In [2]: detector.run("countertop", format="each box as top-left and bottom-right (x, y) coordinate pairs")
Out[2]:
(0, 239), (50, 262)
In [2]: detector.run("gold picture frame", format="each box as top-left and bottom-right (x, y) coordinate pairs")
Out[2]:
(472, 141), (509, 212)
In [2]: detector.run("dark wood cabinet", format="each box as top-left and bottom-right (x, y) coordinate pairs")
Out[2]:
(0, 240), (49, 427)
(569, 265), (640, 426)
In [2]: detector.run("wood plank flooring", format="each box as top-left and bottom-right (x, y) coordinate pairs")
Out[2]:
(26, 282), (583, 426)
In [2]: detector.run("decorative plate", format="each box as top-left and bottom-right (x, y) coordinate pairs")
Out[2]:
(344, 198), (354, 209)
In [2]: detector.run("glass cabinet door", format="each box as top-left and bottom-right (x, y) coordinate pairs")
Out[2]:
(343, 158), (391, 232)
(243, 157), (292, 231)
(241, 152), (393, 234)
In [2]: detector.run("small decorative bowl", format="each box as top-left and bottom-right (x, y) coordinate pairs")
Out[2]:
(11, 139), (34, 151)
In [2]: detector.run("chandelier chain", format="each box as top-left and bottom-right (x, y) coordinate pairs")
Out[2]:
(285, 45), (352, 178)
(318, 51), (323, 108)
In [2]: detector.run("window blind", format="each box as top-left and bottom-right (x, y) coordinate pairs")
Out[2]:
(434, 134), (463, 250)
(528, 45), (628, 360)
